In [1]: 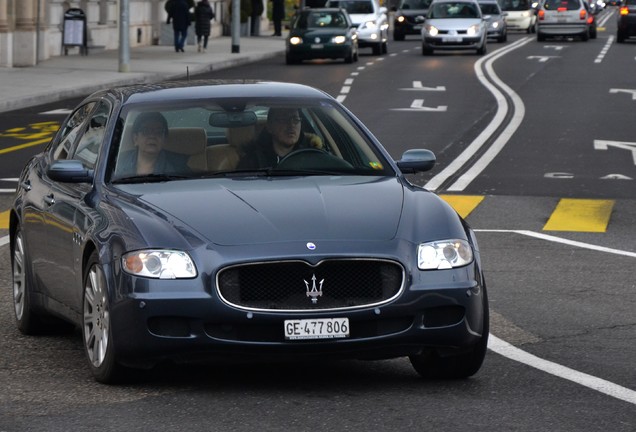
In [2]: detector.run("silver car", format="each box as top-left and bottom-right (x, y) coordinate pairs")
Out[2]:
(422, 0), (488, 55)
(479, 0), (508, 42)
(536, 0), (595, 41)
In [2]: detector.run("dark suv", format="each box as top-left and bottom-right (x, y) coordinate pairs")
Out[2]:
(617, 0), (636, 42)
(393, 0), (433, 40)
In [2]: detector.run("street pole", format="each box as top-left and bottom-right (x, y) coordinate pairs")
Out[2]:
(119, 0), (130, 72)
(231, 0), (240, 53)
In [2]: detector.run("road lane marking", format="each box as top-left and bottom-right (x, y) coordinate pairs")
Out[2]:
(488, 334), (636, 405)
(0, 210), (9, 229)
(0, 137), (51, 154)
(424, 37), (533, 191)
(543, 199), (614, 232)
(439, 194), (484, 218)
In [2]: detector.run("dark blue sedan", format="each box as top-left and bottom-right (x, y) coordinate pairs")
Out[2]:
(10, 80), (488, 383)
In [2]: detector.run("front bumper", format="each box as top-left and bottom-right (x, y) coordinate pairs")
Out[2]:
(422, 35), (484, 50)
(287, 43), (352, 60)
(110, 268), (487, 367)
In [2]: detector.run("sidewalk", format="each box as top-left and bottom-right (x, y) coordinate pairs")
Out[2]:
(0, 35), (287, 114)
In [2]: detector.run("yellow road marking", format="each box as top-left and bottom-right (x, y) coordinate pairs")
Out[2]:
(0, 137), (51, 155)
(0, 210), (9, 230)
(439, 195), (485, 219)
(543, 198), (614, 232)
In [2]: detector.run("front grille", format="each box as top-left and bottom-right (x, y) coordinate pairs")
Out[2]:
(217, 259), (404, 311)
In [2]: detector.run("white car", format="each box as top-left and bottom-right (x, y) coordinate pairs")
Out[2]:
(326, 0), (389, 54)
(500, 0), (537, 33)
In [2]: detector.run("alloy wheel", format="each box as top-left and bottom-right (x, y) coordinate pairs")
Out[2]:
(83, 264), (110, 368)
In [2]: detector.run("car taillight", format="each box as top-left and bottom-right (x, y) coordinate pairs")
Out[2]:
(579, 9), (586, 19)
(587, 16), (594, 24)
(619, 6), (629, 15)
(557, 6), (567, 11)
(538, 9), (545, 19)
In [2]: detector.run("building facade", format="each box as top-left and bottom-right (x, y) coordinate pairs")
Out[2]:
(0, 0), (261, 68)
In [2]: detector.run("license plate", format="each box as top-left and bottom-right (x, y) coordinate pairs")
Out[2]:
(442, 36), (462, 43)
(284, 318), (350, 340)
(413, 25), (422, 30)
(310, 44), (324, 49)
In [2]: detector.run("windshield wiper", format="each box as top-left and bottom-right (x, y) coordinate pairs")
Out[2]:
(112, 173), (191, 184)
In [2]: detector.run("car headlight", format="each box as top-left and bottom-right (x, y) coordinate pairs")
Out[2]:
(332, 35), (347, 44)
(491, 21), (500, 29)
(361, 20), (378, 30)
(397, 15), (406, 23)
(289, 36), (303, 45)
(425, 24), (439, 36)
(466, 24), (479, 36)
(417, 240), (473, 270)
(123, 250), (197, 279)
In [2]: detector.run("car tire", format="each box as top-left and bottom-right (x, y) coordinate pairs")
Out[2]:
(581, 30), (589, 41)
(537, 32), (546, 42)
(82, 251), (124, 383)
(12, 227), (45, 335)
(498, 32), (507, 43)
(422, 44), (433, 55)
(345, 48), (354, 63)
(477, 42), (487, 55)
(590, 26), (597, 39)
(410, 290), (489, 379)
(285, 53), (300, 65)
(382, 41), (388, 54)
(372, 42), (382, 55)
(617, 31), (625, 43)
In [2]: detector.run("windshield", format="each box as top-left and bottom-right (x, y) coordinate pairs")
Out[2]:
(400, 0), (433, 8)
(296, 11), (349, 29)
(327, 0), (374, 14)
(110, 99), (393, 183)
(429, 2), (481, 18)
(479, 3), (501, 13)
(501, 0), (531, 10)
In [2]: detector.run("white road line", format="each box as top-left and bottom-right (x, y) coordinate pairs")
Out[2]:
(595, 36), (614, 64)
(489, 335), (636, 405)
(424, 37), (533, 191)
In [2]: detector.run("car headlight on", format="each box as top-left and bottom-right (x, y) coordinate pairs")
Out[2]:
(289, 36), (303, 45)
(361, 20), (378, 30)
(491, 21), (500, 29)
(417, 240), (473, 270)
(123, 250), (197, 279)
(466, 24), (479, 36)
(425, 24), (439, 36)
(332, 35), (347, 44)
(397, 15), (406, 22)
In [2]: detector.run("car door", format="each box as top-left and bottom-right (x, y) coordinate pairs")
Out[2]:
(45, 100), (112, 315)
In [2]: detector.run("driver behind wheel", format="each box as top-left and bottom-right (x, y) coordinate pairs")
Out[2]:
(237, 107), (323, 169)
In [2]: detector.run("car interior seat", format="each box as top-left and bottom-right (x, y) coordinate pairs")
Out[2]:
(164, 127), (208, 172)
(207, 125), (257, 171)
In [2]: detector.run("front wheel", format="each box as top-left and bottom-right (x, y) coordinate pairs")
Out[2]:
(82, 252), (124, 383)
(410, 291), (489, 379)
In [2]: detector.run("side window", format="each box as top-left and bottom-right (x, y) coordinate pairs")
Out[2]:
(51, 102), (96, 160)
(72, 101), (111, 169)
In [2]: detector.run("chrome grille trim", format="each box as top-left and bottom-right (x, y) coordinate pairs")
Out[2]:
(216, 258), (405, 313)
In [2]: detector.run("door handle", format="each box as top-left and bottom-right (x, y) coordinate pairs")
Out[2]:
(44, 194), (55, 206)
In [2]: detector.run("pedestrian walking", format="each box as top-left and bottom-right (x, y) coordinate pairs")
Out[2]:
(270, 0), (285, 36)
(167, 0), (191, 52)
(194, 0), (215, 52)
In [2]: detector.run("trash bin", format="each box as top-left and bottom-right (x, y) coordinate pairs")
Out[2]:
(62, 8), (88, 56)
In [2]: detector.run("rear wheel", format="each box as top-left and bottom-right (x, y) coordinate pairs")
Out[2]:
(617, 31), (625, 43)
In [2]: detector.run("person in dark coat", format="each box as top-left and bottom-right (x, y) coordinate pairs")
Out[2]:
(168, 0), (191, 52)
(250, 0), (264, 36)
(270, 0), (285, 36)
(194, 0), (215, 51)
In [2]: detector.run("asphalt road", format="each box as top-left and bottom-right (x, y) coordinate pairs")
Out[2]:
(0, 8), (634, 431)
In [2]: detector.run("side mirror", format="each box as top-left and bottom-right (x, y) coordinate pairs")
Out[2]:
(396, 149), (436, 173)
(47, 160), (94, 183)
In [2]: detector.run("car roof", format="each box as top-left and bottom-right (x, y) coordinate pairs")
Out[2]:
(84, 80), (332, 106)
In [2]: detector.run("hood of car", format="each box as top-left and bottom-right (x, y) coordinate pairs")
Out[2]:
(291, 28), (348, 39)
(427, 17), (483, 28)
(347, 13), (378, 25)
(122, 176), (405, 246)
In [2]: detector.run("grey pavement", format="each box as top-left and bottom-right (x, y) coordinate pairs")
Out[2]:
(0, 35), (287, 114)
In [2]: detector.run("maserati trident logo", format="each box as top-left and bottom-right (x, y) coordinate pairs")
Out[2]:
(304, 274), (324, 304)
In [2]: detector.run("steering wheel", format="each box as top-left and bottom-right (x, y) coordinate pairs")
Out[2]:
(275, 148), (353, 171)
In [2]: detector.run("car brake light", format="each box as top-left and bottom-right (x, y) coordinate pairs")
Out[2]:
(619, 6), (629, 15)
(538, 9), (545, 19)
(557, 6), (567, 11)
(579, 9), (586, 19)
(587, 16), (593, 24)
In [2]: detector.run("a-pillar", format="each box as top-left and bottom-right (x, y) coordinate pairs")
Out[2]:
(14, 0), (37, 66)
(0, 0), (12, 67)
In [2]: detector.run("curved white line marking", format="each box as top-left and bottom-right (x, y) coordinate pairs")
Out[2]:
(425, 37), (533, 191)
(489, 335), (636, 405)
